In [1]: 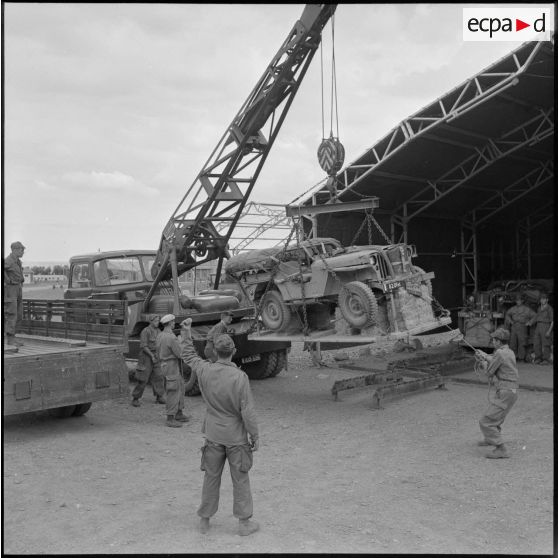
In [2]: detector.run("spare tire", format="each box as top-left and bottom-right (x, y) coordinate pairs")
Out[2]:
(338, 281), (378, 329)
(260, 290), (291, 332)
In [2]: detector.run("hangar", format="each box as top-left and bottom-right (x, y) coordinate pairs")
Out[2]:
(295, 39), (554, 315)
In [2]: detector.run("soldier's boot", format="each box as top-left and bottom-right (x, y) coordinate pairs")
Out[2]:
(166, 415), (183, 428)
(485, 444), (509, 459)
(6, 335), (24, 346)
(131, 399), (140, 407)
(199, 517), (210, 534)
(238, 519), (260, 536)
(156, 396), (166, 404)
(174, 410), (190, 422)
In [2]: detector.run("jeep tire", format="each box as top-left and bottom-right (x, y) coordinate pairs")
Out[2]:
(338, 281), (378, 328)
(260, 290), (291, 332)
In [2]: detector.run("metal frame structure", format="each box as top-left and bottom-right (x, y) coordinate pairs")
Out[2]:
(298, 39), (554, 296)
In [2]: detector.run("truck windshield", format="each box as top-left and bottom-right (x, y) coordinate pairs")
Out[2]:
(93, 257), (145, 286)
(141, 255), (156, 281)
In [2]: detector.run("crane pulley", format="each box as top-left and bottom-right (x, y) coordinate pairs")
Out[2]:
(317, 11), (345, 199)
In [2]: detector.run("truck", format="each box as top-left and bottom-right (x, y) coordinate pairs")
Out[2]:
(3, 299), (129, 417)
(457, 278), (553, 349)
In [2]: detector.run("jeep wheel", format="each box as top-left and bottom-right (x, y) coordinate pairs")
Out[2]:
(338, 281), (378, 328)
(49, 405), (77, 418)
(183, 364), (201, 396)
(260, 290), (291, 332)
(242, 349), (287, 380)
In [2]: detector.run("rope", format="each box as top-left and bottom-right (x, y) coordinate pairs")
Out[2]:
(320, 41), (325, 140)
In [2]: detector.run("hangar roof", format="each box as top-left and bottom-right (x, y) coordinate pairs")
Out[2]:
(300, 39), (554, 230)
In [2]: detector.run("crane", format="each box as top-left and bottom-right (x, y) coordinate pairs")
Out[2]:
(144, 4), (337, 314)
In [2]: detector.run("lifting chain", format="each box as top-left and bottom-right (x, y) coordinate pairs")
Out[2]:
(247, 221), (297, 334)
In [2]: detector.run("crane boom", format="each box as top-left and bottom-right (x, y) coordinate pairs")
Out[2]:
(145, 4), (336, 309)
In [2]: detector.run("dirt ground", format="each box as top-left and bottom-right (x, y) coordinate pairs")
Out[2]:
(2, 344), (554, 555)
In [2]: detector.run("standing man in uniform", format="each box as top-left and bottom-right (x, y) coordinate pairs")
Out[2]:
(504, 294), (535, 362)
(204, 310), (233, 362)
(3, 241), (26, 346)
(131, 315), (165, 407)
(475, 327), (518, 459)
(527, 294), (553, 365)
(180, 318), (260, 537)
(157, 314), (189, 428)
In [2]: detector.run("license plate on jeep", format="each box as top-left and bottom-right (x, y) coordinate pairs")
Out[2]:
(241, 354), (261, 364)
(384, 280), (404, 292)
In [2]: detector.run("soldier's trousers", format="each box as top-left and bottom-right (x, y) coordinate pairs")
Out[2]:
(533, 323), (552, 361)
(3, 284), (22, 336)
(132, 360), (165, 400)
(198, 440), (253, 520)
(509, 323), (528, 360)
(164, 375), (184, 416)
(479, 388), (518, 446)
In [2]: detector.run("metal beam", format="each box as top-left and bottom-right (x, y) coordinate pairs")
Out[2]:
(286, 198), (379, 218)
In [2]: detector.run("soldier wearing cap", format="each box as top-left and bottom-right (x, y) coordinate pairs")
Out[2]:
(504, 294), (536, 362)
(204, 311), (234, 362)
(527, 294), (553, 365)
(180, 318), (260, 537)
(3, 241), (26, 346)
(475, 327), (518, 459)
(131, 314), (165, 407)
(156, 314), (190, 427)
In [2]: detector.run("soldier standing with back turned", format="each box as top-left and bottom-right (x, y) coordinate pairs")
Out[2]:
(3, 241), (26, 346)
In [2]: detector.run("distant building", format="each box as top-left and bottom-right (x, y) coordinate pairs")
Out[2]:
(32, 274), (68, 283)
(23, 268), (34, 284)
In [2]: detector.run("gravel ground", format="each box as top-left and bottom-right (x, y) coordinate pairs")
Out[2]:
(2, 342), (554, 554)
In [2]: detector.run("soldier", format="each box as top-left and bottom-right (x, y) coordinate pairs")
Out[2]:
(131, 315), (165, 407)
(504, 294), (535, 362)
(204, 310), (234, 362)
(156, 314), (190, 427)
(527, 294), (553, 365)
(3, 241), (26, 346)
(180, 318), (260, 537)
(475, 327), (518, 459)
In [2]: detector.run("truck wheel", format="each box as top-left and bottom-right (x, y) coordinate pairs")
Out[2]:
(242, 349), (287, 380)
(72, 402), (92, 416)
(49, 405), (77, 418)
(260, 290), (291, 332)
(183, 364), (201, 396)
(338, 281), (378, 328)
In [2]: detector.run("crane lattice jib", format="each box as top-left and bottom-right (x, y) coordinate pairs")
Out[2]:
(147, 4), (336, 303)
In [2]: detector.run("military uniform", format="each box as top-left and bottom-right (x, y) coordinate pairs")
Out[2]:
(479, 344), (519, 447)
(204, 321), (229, 362)
(157, 330), (185, 418)
(182, 335), (259, 522)
(3, 252), (24, 337)
(530, 303), (553, 363)
(132, 324), (165, 403)
(505, 303), (535, 361)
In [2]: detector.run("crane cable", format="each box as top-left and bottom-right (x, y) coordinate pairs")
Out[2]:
(317, 14), (345, 192)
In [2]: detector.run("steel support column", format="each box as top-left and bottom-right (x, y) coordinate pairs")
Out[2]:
(460, 219), (478, 300)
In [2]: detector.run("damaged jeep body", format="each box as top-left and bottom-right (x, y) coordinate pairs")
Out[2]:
(224, 237), (450, 335)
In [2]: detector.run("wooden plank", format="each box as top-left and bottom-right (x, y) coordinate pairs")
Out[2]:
(16, 334), (86, 347)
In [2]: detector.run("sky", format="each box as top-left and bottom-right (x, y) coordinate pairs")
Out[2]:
(2, 3), (553, 263)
